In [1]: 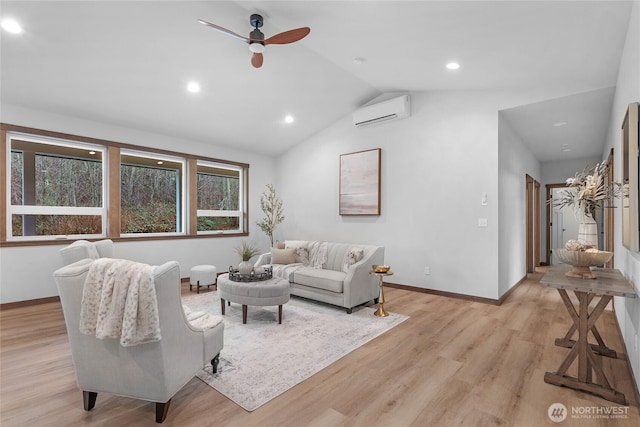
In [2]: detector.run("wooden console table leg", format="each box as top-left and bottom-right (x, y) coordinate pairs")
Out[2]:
(545, 290), (627, 405)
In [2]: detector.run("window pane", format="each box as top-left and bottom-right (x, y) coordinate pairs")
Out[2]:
(10, 151), (23, 205)
(120, 154), (183, 234)
(10, 143), (102, 208)
(11, 214), (102, 236)
(9, 137), (105, 240)
(35, 155), (102, 207)
(197, 166), (239, 210)
(197, 216), (240, 231)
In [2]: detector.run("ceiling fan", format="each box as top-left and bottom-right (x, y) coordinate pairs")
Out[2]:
(198, 14), (310, 68)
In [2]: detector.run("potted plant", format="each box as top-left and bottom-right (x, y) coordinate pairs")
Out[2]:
(235, 240), (261, 274)
(256, 184), (284, 247)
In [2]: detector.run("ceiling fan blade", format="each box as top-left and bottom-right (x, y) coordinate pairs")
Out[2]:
(264, 27), (310, 45)
(198, 19), (249, 43)
(251, 52), (264, 68)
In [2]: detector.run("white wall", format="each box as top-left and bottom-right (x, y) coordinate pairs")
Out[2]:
(276, 90), (553, 300)
(602, 0), (640, 395)
(0, 104), (276, 303)
(497, 114), (540, 297)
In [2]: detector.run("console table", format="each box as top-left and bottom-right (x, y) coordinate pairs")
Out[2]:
(540, 265), (637, 404)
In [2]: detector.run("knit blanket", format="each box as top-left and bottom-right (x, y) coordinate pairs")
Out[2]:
(80, 258), (161, 347)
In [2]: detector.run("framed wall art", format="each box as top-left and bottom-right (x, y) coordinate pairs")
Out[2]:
(339, 148), (381, 215)
(622, 102), (640, 251)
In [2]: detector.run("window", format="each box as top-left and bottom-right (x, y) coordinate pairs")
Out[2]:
(120, 150), (186, 235)
(7, 133), (105, 240)
(2, 124), (249, 243)
(197, 161), (243, 233)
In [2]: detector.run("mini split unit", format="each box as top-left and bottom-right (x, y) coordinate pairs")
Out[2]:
(352, 94), (411, 128)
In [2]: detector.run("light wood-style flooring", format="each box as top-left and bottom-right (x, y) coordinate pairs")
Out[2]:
(1, 269), (639, 426)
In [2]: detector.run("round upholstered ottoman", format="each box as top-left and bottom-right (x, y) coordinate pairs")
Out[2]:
(217, 273), (290, 324)
(190, 265), (217, 294)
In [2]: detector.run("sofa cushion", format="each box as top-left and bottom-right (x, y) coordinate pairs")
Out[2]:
(294, 267), (346, 293)
(271, 248), (297, 264)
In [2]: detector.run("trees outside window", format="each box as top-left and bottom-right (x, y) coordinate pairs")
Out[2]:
(3, 126), (249, 242)
(8, 135), (104, 239)
(120, 151), (185, 234)
(196, 162), (243, 233)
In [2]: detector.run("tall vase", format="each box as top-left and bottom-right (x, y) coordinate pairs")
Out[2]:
(577, 212), (598, 249)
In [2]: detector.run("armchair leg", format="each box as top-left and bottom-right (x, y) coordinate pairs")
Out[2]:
(83, 391), (97, 411)
(156, 400), (171, 423)
(211, 354), (220, 374)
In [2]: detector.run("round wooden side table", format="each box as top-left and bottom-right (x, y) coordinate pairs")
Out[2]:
(369, 270), (393, 317)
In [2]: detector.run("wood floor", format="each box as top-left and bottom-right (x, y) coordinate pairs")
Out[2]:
(1, 269), (639, 426)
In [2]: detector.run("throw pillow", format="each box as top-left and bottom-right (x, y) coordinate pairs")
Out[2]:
(271, 248), (297, 265)
(343, 247), (365, 272)
(285, 240), (310, 265)
(308, 241), (328, 269)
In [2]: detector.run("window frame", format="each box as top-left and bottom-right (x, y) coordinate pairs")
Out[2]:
(196, 160), (244, 235)
(5, 131), (107, 241)
(0, 123), (250, 246)
(119, 149), (187, 238)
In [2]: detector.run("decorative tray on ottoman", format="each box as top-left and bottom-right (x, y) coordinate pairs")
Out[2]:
(228, 265), (273, 282)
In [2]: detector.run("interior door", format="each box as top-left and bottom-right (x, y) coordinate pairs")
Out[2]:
(551, 211), (564, 265)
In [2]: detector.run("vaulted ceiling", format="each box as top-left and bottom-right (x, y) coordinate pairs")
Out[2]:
(0, 1), (633, 159)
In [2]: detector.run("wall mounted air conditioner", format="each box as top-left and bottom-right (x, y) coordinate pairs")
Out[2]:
(352, 94), (411, 128)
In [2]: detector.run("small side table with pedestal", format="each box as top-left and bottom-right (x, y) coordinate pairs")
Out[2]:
(369, 270), (393, 317)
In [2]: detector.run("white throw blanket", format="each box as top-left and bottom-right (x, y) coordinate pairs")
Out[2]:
(80, 258), (161, 347)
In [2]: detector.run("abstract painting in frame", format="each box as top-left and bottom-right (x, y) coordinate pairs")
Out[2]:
(339, 148), (381, 215)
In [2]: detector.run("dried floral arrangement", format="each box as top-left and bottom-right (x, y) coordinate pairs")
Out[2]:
(551, 161), (621, 217)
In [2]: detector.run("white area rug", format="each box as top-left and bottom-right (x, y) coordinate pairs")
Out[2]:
(182, 291), (408, 411)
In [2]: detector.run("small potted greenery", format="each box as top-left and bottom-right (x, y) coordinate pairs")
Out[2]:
(235, 240), (261, 274)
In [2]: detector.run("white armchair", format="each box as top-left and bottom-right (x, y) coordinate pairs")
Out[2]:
(59, 239), (113, 265)
(53, 258), (224, 423)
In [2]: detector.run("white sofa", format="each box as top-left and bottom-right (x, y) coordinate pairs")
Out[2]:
(254, 241), (385, 313)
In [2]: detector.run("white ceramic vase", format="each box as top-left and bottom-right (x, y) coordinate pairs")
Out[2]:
(577, 213), (598, 249)
(238, 260), (253, 275)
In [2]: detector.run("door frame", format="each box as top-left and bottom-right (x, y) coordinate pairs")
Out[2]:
(526, 175), (541, 273)
(546, 183), (569, 265)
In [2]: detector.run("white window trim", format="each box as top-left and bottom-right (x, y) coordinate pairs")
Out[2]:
(120, 149), (187, 236)
(196, 161), (244, 234)
(6, 132), (107, 241)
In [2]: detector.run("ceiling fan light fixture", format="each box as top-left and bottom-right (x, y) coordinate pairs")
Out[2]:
(249, 42), (265, 53)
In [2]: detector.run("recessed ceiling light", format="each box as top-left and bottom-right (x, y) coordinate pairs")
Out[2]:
(446, 62), (460, 70)
(284, 115), (294, 124)
(353, 57), (366, 65)
(1, 18), (22, 34)
(186, 81), (200, 93)
(553, 121), (567, 127)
